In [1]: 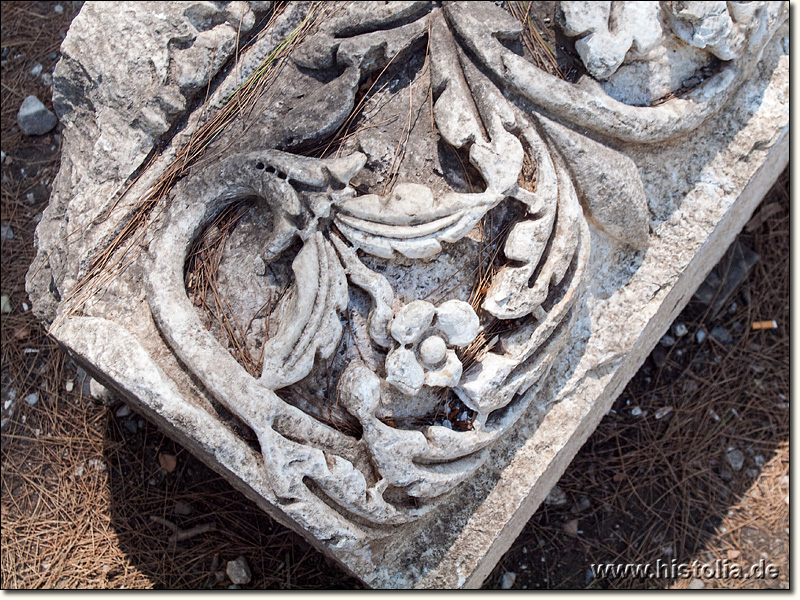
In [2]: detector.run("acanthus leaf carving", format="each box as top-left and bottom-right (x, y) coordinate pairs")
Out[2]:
(260, 232), (348, 390)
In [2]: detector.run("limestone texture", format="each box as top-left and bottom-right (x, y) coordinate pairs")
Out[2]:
(27, 1), (788, 589)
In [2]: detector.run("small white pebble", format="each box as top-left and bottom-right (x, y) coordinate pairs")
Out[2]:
(54, 4), (64, 12)
(73, 464), (85, 478)
(88, 457), (106, 471)
(22, 302), (29, 311)
(500, 572), (516, 589)
(654, 406), (673, 419)
(630, 406), (642, 416)
(29, 64), (43, 77)
(672, 322), (688, 337)
(65, 380), (74, 392)
(25, 393), (39, 406)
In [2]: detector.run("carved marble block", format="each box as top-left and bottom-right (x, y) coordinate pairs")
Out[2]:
(27, 1), (788, 588)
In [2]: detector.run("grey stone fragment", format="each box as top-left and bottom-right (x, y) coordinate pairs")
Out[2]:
(672, 322), (688, 338)
(17, 96), (57, 136)
(89, 377), (112, 402)
(659, 334), (676, 347)
(654, 406), (673, 420)
(174, 501), (193, 516)
(572, 496), (591, 513)
(500, 571), (516, 589)
(726, 448), (745, 472)
(226, 556), (252, 585)
(688, 578), (705, 589)
(710, 327), (732, 344)
(544, 485), (567, 506)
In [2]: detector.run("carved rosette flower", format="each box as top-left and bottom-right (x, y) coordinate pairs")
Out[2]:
(384, 300), (480, 396)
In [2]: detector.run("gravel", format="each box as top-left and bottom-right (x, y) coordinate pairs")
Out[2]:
(226, 556), (252, 585)
(726, 448), (745, 472)
(500, 572), (516, 589)
(544, 485), (567, 506)
(17, 95), (57, 136)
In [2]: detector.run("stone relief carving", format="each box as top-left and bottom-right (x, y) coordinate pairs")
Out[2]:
(34, 1), (786, 552)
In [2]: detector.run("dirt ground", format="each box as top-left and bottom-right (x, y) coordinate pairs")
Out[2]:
(1, 2), (789, 589)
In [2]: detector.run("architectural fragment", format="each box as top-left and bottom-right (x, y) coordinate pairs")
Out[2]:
(26, 1), (788, 588)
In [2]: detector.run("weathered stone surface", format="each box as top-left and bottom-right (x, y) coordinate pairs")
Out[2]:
(27, 0), (275, 323)
(26, 1), (787, 589)
(17, 95), (57, 135)
(226, 556), (252, 585)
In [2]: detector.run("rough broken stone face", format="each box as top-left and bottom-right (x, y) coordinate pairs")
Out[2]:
(26, 1), (788, 589)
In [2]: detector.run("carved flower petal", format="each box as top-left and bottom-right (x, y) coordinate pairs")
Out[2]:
(436, 300), (480, 346)
(391, 300), (436, 345)
(385, 347), (425, 396)
(424, 350), (463, 388)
